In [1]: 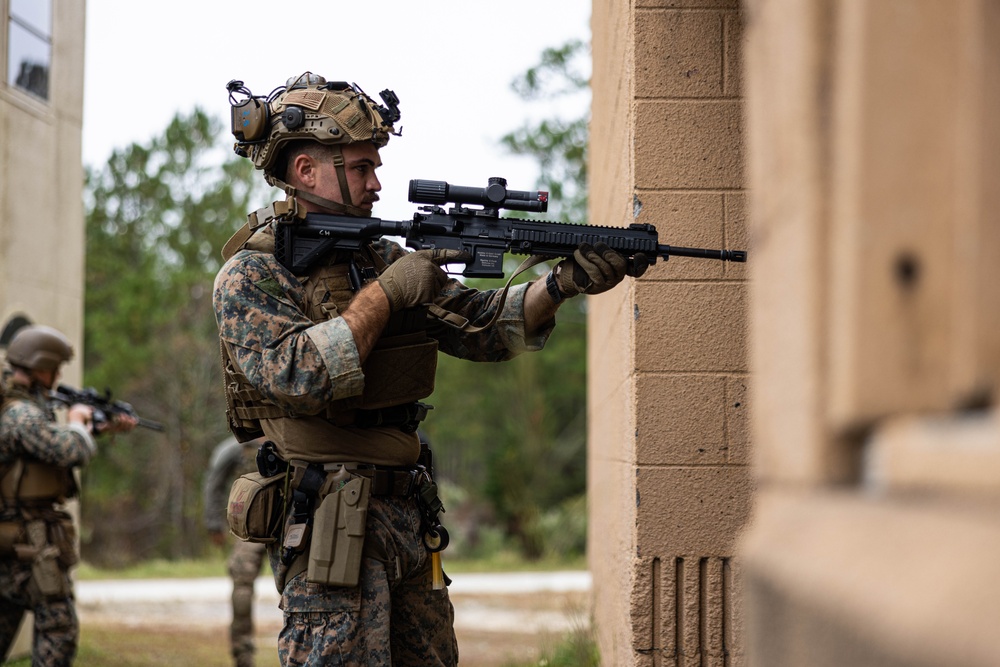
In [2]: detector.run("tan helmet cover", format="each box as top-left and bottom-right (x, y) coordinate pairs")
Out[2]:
(6, 325), (74, 371)
(243, 72), (398, 179)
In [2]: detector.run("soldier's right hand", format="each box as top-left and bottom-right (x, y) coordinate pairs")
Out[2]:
(377, 249), (470, 312)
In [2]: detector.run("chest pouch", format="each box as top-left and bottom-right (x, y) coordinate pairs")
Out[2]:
(227, 471), (286, 543)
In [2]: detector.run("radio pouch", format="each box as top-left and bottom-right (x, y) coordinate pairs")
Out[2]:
(307, 474), (371, 586)
(228, 471), (285, 543)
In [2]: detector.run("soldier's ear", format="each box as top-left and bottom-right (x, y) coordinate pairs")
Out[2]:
(289, 153), (319, 188)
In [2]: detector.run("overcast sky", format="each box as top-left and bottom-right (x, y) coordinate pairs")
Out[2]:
(82, 0), (591, 220)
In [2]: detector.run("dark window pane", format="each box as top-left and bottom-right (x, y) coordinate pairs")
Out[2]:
(8, 21), (50, 99)
(10, 0), (51, 37)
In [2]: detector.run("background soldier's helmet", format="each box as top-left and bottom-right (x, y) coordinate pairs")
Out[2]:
(227, 72), (401, 181)
(6, 325), (74, 371)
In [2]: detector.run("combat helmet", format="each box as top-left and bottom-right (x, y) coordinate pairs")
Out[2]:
(6, 325), (73, 372)
(226, 72), (401, 216)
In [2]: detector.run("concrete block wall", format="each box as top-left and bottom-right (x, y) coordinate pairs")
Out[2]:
(589, 1), (751, 665)
(0, 0), (88, 378)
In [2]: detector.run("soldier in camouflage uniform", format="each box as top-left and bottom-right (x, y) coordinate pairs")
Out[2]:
(0, 325), (136, 666)
(213, 72), (646, 667)
(203, 435), (268, 667)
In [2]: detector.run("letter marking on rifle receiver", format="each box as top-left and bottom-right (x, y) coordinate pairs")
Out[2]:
(272, 177), (747, 278)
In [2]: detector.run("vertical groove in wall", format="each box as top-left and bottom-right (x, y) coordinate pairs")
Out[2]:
(699, 557), (708, 667)
(675, 557), (685, 666)
(722, 557), (731, 667)
(652, 556), (663, 667)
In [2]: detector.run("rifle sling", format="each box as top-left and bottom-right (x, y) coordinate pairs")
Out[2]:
(426, 255), (548, 334)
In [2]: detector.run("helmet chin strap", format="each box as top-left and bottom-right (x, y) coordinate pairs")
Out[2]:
(266, 144), (372, 218)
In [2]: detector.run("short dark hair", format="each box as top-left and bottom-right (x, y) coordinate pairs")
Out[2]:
(275, 141), (336, 183)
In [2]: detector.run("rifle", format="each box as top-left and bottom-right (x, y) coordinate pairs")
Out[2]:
(272, 177), (746, 278)
(50, 385), (164, 432)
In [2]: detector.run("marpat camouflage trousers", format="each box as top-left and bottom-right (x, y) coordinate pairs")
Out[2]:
(271, 494), (457, 666)
(0, 558), (78, 666)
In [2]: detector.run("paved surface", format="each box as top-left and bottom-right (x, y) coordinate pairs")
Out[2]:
(76, 570), (593, 634)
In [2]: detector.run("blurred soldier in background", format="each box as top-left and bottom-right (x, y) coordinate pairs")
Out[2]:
(203, 435), (268, 667)
(0, 325), (136, 665)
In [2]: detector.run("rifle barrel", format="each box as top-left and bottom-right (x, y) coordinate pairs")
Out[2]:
(137, 417), (165, 432)
(659, 245), (747, 262)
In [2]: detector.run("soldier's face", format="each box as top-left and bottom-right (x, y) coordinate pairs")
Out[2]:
(33, 367), (58, 390)
(315, 142), (383, 212)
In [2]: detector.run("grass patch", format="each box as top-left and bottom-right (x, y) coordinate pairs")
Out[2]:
(75, 555), (229, 580)
(6, 626), (280, 667)
(502, 625), (600, 667)
(444, 550), (586, 574)
(75, 551), (585, 580)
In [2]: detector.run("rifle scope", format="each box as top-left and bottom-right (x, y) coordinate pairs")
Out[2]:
(409, 177), (548, 213)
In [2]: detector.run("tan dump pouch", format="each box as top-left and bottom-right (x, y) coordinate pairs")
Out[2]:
(0, 521), (23, 556)
(0, 460), (73, 503)
(359, 338), (438, 410)
(227, 472), (285, 543)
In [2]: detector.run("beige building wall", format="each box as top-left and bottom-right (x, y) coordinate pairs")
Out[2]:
(0, 0), (88, 659)
(588, 1), (751, 665)
(0, 0), (88, 372)
(741, 0), (1000, 665)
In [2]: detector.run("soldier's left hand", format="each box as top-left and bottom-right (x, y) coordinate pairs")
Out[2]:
(102, 413), (139, 434)
(554, 242), (649, 297)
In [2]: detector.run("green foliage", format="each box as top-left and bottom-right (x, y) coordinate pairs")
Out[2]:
(502, 40), (591, 223)
(81, 109), (266, 565)
(425, 38), (594, 560)
(502, 624), (600, 667)
(426, 290), (587, 559)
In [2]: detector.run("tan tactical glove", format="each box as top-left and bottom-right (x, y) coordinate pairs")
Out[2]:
(377, 248), (470, 312)
(553, 242), (649, 298)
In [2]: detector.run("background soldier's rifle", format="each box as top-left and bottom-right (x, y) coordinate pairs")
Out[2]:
(271, 177), (747, 279)
(50, 385), (164, 432)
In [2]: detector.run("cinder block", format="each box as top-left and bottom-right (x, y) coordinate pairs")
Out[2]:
(636, 374), (728, 465)
(636, 9), (725, 98)
(636, 100), (744, 189)
(634, 192), (726, 281)
(635, 282), (748, 372)
(635, 465), (753, 554)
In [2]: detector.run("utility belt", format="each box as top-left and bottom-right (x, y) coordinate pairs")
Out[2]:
(257, 448), (427, 497)
(227, 439), (449, 590)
